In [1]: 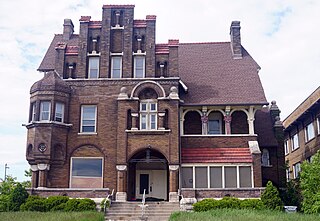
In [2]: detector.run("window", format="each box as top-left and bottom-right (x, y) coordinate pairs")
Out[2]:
(291, 133), (299, 151)
(284, 140), (289, 155)
(293, 162), (301, 179)
(305, 122), (315, 142)
(261, 149), (270, 166)
(181, 167), (193, 188)
(317, 117), (320, 134)
(40, 101), (51, 121)
(208, 112), (223, 134)
(181, 165), (252, 189)
(88, 57), (99, 78)
(55, 103), (64, 122)
(134, 56), (145, 78)
(140, 100), (157, 130)
(111, 56), (122, 78)
(30, 102), (36, 122)
(80, 105), (97, 133)
(286, 169), (290, 181)
(70, 157), (103, 188)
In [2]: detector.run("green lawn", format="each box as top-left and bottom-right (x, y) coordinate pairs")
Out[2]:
(0, 211), (105, 221)
(169, 209), (320, 221)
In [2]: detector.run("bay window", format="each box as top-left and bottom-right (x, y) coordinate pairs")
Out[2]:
(40, 101), (51, 121)
(54, 103), (64, 122)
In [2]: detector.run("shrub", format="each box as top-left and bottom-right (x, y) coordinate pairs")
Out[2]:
(46, 196), (69, 211)
(261, 181), (283, 211)
(63, 198), (81, 211)
(100, 198), (110, 211)
(20, 195), (47, 212)
(240, 199), (264, 210)
(193, 198), (217, 212)
(77, 198), (96, 211)
(8, 183), (29, 211)
(280, 179), (302, 211)
(0, 195), (9, 212)
(216, 197), (241, 209)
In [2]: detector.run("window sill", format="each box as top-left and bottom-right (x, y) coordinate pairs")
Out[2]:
(126, 129), (171, 134)
(291, 147), (300, 153)
(24, 121), (73, 128)
(181, 134), (257, 137)
(305, 137), (316, 144)
(78, 132), (98, 136)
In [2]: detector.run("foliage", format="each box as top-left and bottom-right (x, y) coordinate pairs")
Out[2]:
(300, 150), (320, 214)
(280, 179), (302, 211)
(77, 198), (97, 211)
(0, 194), (9, 212)
(261, 181), (283, 211)
(20, 195), (47, 212)
(8, 183), (29, 211)
(100, 198), (110, 211)
(170, 208), (320, 221)
(193, 197), (264, 212)
(0, 175), (18, 195)
(45, 196), (69, 211)
(0, 211), (105, 221)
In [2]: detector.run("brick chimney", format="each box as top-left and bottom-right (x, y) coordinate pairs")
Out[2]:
(230, 21), (242, 59)
(63, 19), (74, 41)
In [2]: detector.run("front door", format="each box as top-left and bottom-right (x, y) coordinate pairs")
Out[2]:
(136, 170), (167, 200)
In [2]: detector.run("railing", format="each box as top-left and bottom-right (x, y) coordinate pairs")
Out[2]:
(142, 189), (146, 205)
(104, 189), (114, 212)
(140, 189), (148, 220)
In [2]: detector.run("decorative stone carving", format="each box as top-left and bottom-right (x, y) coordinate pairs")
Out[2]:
(37, 163), (50, 171)
(169, 165), (179, 171)
(30, 164), (39, 172)
(116, 165), (127, 171)
(118, 87), (129, 100)
(169, 86), (179, 99)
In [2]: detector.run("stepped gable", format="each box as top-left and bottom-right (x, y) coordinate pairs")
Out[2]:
(179, 42), (268, 105)
(30, 71), (71, 94)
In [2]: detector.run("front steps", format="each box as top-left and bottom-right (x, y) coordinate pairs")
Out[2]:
(105, 201), (180, 221)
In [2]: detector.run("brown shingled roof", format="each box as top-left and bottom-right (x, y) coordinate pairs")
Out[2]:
(38, 34), (79, 71)
(179, 42), (268, 105)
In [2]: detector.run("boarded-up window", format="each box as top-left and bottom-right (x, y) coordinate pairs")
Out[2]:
(239, 166), (252, 187)
(225, 167), (237, 188)
(195, 167), (207, 188)
(210, 167), (222, 188)
(181, 167), (193, 188)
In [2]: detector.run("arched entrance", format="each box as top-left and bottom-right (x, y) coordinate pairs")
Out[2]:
(127, 148), (168, 201)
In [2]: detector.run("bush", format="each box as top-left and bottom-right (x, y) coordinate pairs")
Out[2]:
(240, 199), (264, 210)
(100, 198), (110, 211)
(261, 181), (283, 211)
(215, 197), (241, 209)
(0, 195), (9, 212)
(77, 198), (96, 211)
(193, 198), (217, 212)
(46, 196), (69, 211)
(8, 183), (29, 211)
(20, 196), (47, 212)
(280, 179), (302, 211)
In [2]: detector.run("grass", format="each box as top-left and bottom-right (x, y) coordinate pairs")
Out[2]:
(0, 211), (105, 221)
(169, 209), (320, 221)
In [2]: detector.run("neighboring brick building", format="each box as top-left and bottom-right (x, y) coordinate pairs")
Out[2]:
(25, 4), (285, 202)
(284, 86), (320, 180)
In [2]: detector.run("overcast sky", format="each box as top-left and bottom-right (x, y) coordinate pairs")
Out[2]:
(0, 0), (319, 181)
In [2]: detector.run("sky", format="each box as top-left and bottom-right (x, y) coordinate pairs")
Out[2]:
(0, 0), (319, 181)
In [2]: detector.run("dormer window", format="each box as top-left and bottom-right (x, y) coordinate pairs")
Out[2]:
(134, 56), (145, 78)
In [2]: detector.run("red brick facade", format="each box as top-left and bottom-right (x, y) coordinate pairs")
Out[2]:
(25, 4), (285, 200)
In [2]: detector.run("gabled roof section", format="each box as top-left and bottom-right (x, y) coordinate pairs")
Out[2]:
(179, 42), (268, 106)
(38, 34), (79, 72)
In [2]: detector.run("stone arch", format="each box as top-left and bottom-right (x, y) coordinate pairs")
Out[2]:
(231, 110), (249, 134)
(131, 81), (166, 98)
(128, 146), (169, 163)
(70, 144), (104, 157)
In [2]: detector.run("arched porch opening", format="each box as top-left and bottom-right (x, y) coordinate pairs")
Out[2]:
(127, 148), (168, 201)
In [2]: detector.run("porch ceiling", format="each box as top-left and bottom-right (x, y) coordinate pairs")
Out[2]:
(181, 147), (253, 163)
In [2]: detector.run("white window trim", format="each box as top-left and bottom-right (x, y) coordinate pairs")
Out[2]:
(88, 57), (100, 79)
(181, 164), (253, 189)
(140, 100), (157, 130)
(305, 122), (315, 142)
(293, 162), (301, 179)
(291, 133), (299, 151)
(317, 117), (320, 135)
(31, 102), (36, 122)
(111, 56), (122, 78)
(54, 102), (65, 123)
(70, 157), (104, 188)
(80, 105), (97, 134)
(284, 139), (289, 155)
(40, 101), (51, 121)
(134, 55), (146, 78)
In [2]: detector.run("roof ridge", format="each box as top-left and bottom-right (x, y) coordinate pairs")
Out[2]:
(179, 41), (230, 45)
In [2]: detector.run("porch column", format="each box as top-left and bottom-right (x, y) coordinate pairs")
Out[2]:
(169, 165), (179, 202)
(37, 163), (50, 188)
(248, 106), (255, 135)
(116, 165), (127, 202)
(30, 165), (38, 188)
(158, 112), (165, 130)
(224, 115), (232, 134)
(131, 113), (138, 130)
(201, 106), (208, 135)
